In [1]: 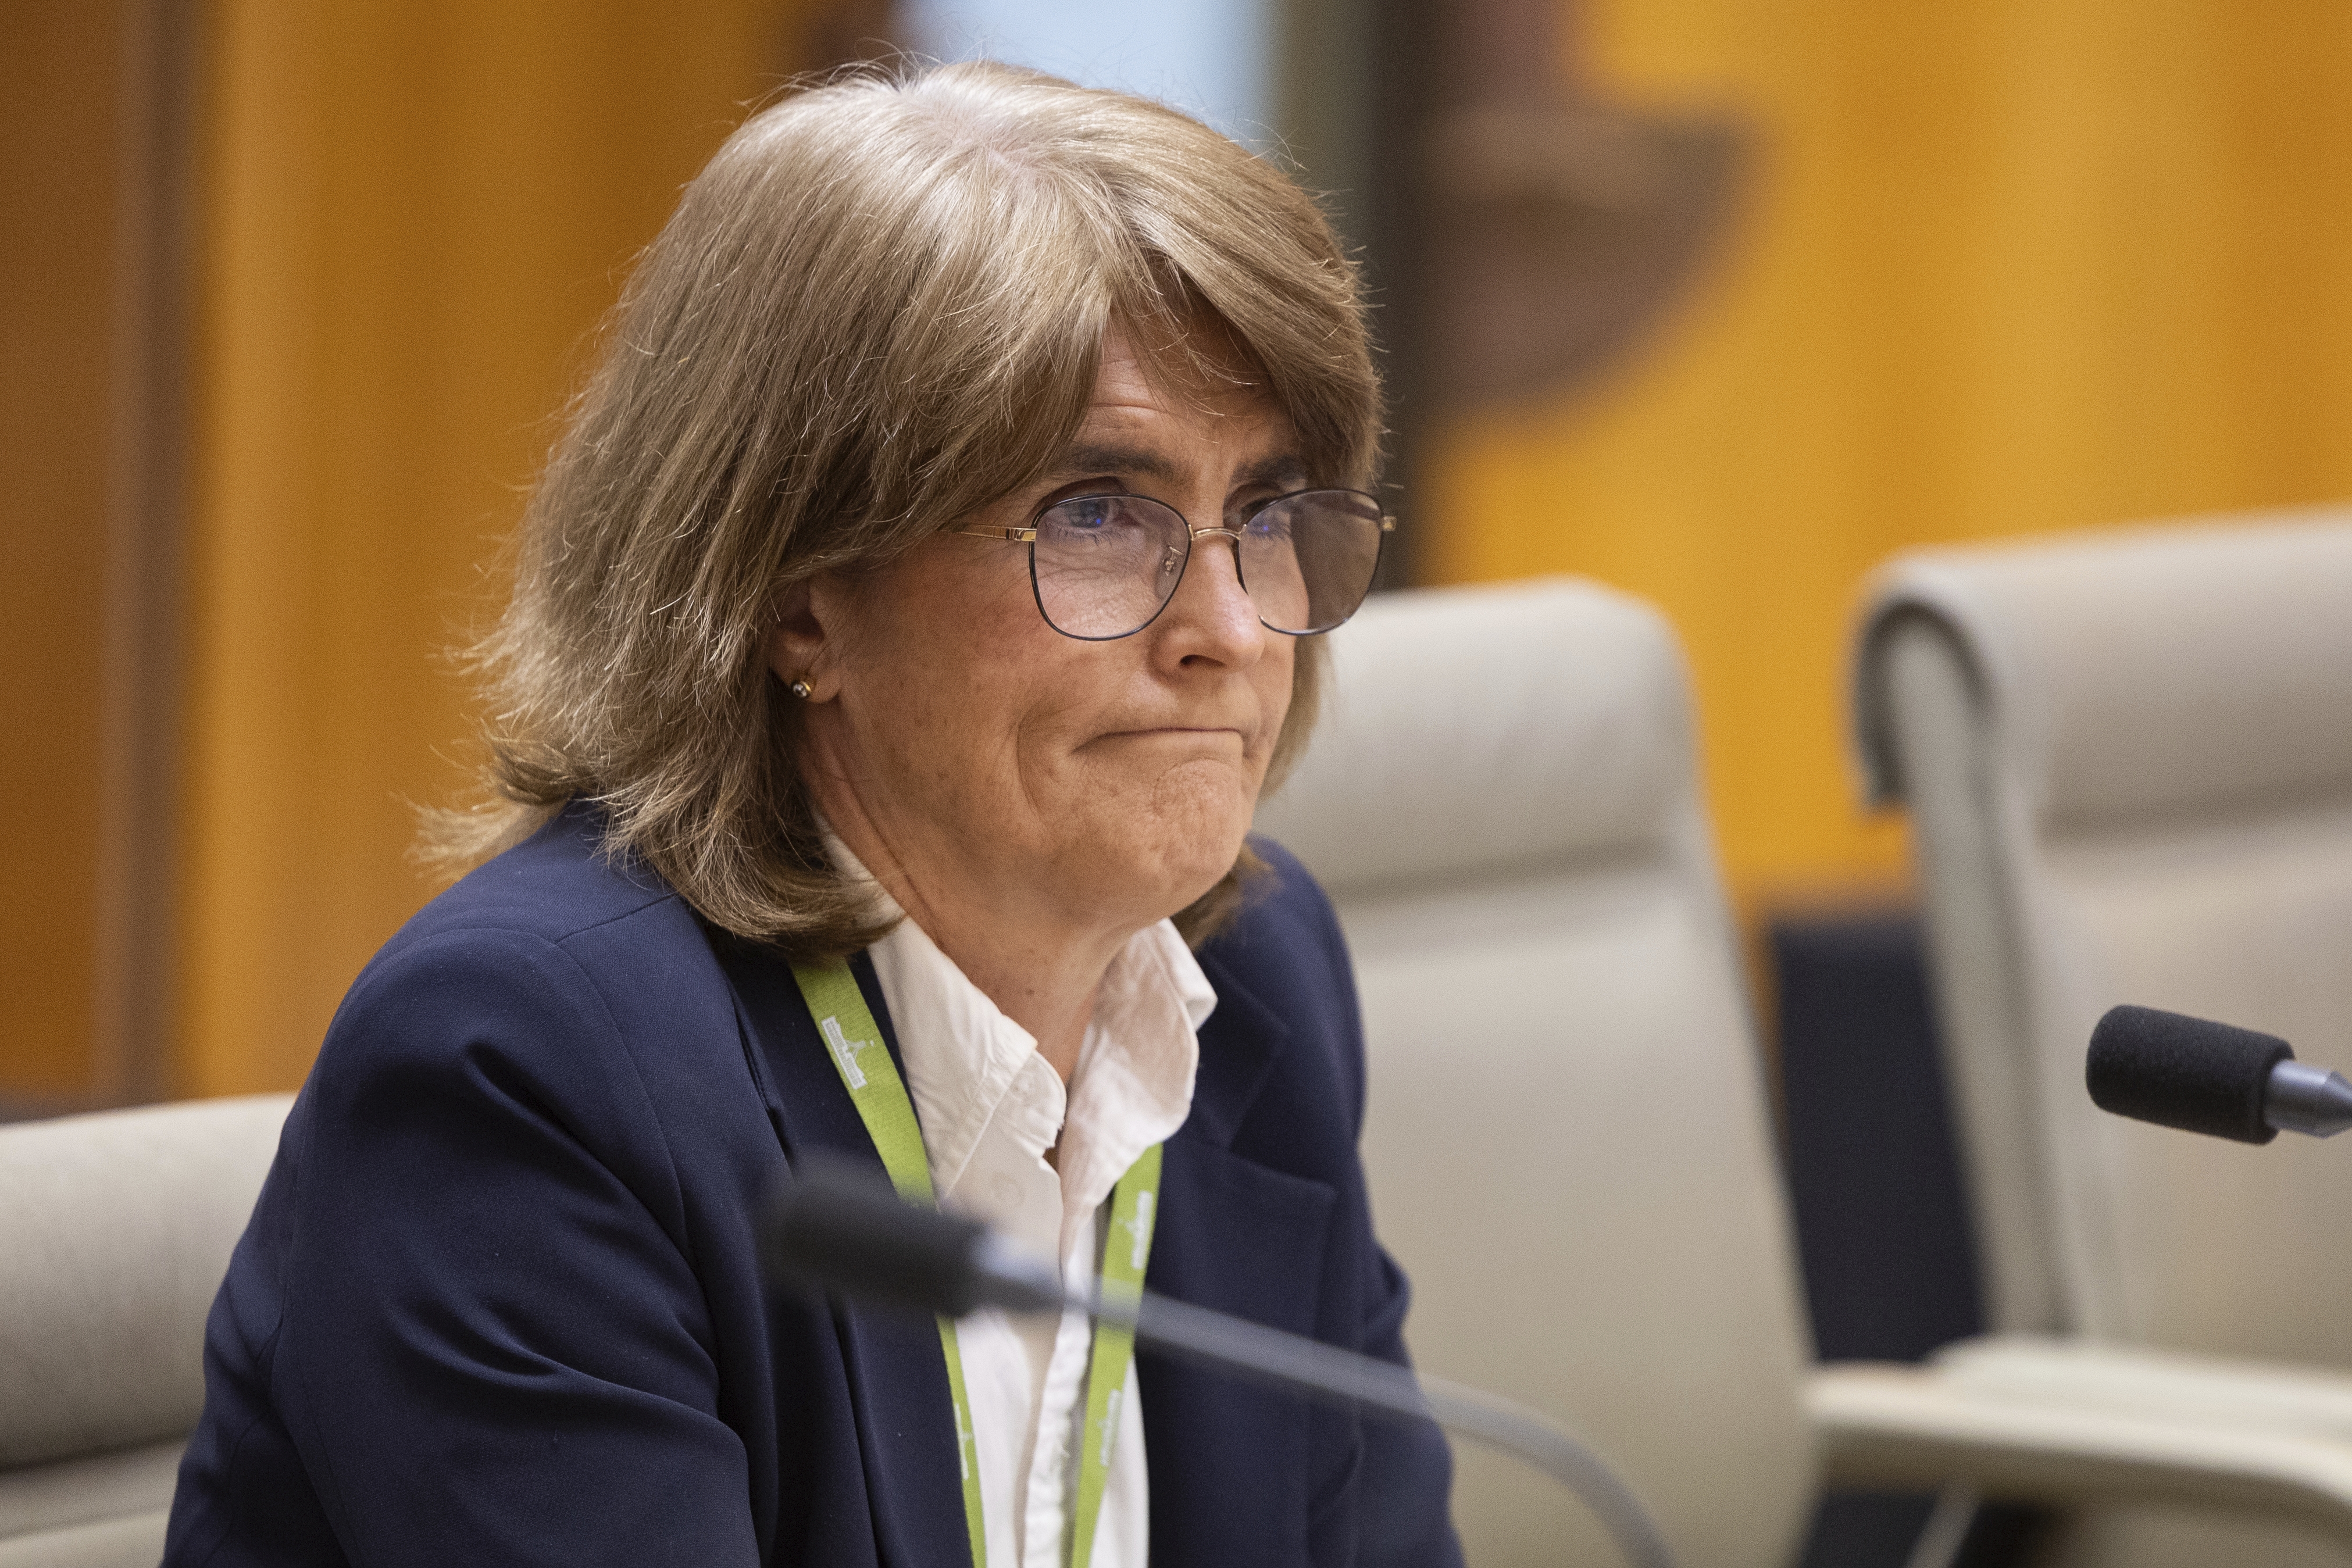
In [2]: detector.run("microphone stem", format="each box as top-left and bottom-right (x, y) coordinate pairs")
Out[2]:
(2267, 1059), (2352, 1137)
(1090, 1284), (1676, 1568)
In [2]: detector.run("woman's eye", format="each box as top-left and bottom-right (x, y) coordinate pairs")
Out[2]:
(1041, 484), (1130, 526)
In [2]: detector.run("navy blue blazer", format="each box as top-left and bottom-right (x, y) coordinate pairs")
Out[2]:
(165, 803), (1461, 1567)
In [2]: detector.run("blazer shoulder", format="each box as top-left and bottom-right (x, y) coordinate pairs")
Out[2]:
(304, 808), (755, 1240)
(322, 802), (728, 1113)
(391, 802), (690, 955)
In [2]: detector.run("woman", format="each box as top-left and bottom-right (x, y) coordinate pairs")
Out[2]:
(166, 62), (1459, 1568)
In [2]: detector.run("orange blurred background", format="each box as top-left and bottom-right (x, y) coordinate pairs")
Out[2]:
(9, 0), (2352, 1104)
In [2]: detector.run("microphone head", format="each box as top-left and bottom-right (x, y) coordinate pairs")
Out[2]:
(761, 1160), (992, 1316)
(2086, 1005), (2293, 1145)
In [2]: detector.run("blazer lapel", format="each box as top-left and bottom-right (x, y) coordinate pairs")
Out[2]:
(1144, 948), (1343, 1566)
(1181, 946), (1291, 1149)
(720, 938), (976, 1568)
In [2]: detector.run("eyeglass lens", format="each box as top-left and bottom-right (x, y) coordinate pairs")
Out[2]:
(1029, 490), (1385, 640)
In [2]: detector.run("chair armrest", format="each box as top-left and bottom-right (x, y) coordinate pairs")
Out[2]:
(1807, 1361), (2352, 1542)
(1928, 1334), (2352, 1436)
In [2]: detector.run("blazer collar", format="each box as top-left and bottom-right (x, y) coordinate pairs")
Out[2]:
(716, 936), (975, 1568)
(727, 919), (1297, 1159)
(1180, 947), (1293, 1149)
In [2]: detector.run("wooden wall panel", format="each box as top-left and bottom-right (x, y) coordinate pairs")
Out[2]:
(1422, 0), (2352, 909)
(1, 6), (122, 1104)
(183, 1), (802, 1095)
(168, 0), (2352, 1090)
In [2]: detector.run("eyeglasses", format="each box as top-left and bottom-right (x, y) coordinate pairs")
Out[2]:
(952, 488), (1394, 641)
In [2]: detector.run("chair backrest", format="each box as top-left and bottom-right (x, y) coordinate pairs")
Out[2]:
(1255, 578), (1816, 1568)
(0, 1094), (292, 1561)
(1853, 510), (2352, 1361)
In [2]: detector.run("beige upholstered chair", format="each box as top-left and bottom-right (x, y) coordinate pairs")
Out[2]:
(0, 1094), (292, 1567)
(1257, 577), (1816, 1566)
(1851, 512), (2352, 1564)
(1259, 576), (2352, 1567)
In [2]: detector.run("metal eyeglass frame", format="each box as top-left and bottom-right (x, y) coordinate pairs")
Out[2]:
(949, 487), (1397, 642)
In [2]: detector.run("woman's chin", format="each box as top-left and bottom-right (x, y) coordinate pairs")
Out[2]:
(1135, 818), (1256, 917)
(1032, 752), (1260, 923)
(1153, 765), (1257, 844)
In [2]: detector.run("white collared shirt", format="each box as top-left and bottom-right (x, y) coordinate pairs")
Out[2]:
(859, 869), (1212, 1568)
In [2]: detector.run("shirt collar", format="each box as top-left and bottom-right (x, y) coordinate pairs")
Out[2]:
(827, 833), (1211, 1227)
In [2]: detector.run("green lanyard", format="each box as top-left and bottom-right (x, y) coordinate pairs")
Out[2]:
(791, 959), (1163, 1568)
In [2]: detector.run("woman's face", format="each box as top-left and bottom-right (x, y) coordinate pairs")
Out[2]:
(778, 322), (1301, 939)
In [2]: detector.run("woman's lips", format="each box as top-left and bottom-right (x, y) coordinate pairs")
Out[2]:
(1090, 725), (1251, 752)
(1099, 726), (1244, 740)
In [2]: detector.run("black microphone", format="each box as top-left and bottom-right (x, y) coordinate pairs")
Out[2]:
(760, 1158), (1063, 1316)
(2086, 1005), (2352, 1143)
(762, 1162), (1676, 1568)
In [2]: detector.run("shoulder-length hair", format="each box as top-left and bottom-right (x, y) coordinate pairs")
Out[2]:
(422, 60), (1382, 956)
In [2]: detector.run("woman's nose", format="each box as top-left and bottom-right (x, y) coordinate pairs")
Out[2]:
(1155, 527), (1266, 666)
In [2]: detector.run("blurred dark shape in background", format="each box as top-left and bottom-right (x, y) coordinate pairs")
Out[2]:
(1381, 0), (1747, 403)
(797, 0), (1748, 587)
(1360, 0), (1747, 581)
(797, 0), (904, 74)
(2, 0), (199, 1117)
(1774, 912), (2045, 1568)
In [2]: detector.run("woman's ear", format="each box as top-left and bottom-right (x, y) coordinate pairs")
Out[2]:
(765, 575), (836, 699)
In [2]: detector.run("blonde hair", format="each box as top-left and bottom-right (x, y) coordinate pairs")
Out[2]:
(423, 60), (1382, 955)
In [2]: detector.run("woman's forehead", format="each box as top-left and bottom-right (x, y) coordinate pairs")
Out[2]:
(1049, 388), (1300, 494)
(1037, 436), (1309, 493)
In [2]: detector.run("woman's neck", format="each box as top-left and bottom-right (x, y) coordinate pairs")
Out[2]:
(894, 868), (1116, 1083)
(819, 794), (1130, 1083)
